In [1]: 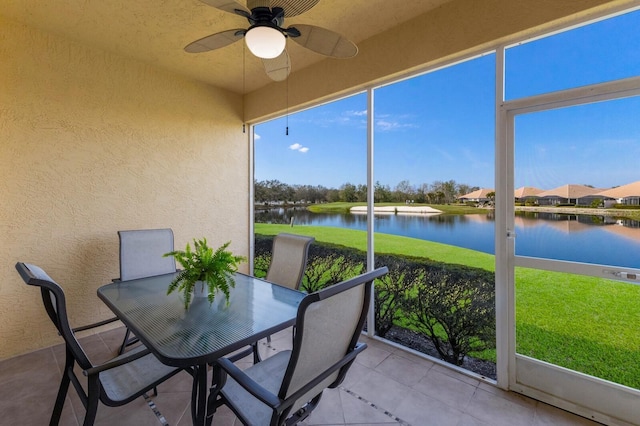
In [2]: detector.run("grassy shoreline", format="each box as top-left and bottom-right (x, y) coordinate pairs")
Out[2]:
(255, 223), (640, 389)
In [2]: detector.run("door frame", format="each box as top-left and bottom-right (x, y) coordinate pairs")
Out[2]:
(496, 75), (640, 424)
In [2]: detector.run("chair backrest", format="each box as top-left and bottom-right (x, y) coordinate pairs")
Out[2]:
(279, 267), (388, 413)
(265, 233), (315, 290)
(15, 262), (93, 370)
(118, 228), (176, 281)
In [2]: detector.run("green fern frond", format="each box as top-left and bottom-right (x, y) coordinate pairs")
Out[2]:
(164, 238), (246, 309)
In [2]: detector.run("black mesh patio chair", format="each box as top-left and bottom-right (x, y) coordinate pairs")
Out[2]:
(15, 262), (189, 426)
(115, 228), (177, 354)
(207, 267), (388, 426)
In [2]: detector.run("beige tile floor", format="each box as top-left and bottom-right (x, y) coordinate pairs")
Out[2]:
(0, 326), (602, 426)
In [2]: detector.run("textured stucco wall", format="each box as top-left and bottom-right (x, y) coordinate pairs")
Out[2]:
(0, 16), (248, 360)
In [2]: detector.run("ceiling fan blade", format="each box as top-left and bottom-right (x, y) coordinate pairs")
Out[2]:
(184, 29), (245, 53)
(262, 50), (291, 81)
(270, 0), (319, 17)
(289, 24), (358, 58)
(199, 0), (250, 16)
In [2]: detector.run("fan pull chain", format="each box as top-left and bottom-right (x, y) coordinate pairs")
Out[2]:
(285, 50), (289, 136)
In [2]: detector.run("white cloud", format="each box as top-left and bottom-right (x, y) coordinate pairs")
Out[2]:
(375, 114), (419, 132)
(254, 133), (261, 140)
(376, 119), (397, 131)
(289, 143), (309, 153)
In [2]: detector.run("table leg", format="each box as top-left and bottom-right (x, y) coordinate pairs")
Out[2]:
(191, 364), (208, 426)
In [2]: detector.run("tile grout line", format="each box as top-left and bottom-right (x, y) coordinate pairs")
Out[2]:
(143, 393), (169, 426)
(338, 386), (412, 426)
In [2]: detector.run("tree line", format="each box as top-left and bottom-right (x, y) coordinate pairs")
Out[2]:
(255, 179), (479, 205)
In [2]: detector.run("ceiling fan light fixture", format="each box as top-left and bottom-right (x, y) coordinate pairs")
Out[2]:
(245, 25), (286, 59)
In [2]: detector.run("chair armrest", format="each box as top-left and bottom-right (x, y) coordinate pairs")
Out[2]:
(83, 347), (152, 376)
(70, 316), (120, 333)
(216, 357), (282, 408)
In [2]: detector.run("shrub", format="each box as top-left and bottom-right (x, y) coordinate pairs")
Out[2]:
(373, 254), (417, 337)
(253, 234), (274, 279)
(613, 204), (640, 210)
(303, 251), (363, 292)
(403, 264), (495, 365)
(255, 234), (496, 367)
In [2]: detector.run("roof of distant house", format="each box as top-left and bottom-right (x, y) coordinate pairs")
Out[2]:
(595, 180), (640, 198)
(514, 186), (544, 198)
(458, 188), (494, 199)
(537, 184), (603, 198)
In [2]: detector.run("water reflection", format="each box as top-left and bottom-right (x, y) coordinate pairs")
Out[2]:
(255, 208), (640, 268)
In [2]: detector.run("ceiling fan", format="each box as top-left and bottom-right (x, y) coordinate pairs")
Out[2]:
(185, 0), (358, 81)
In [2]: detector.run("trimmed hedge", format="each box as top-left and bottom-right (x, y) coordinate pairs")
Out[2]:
(254, 234), (496, 366)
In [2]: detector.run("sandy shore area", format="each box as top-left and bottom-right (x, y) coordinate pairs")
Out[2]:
(350, 205), (443, 214)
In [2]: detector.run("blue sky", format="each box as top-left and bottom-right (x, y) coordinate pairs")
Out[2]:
(255, 9), (640, 191)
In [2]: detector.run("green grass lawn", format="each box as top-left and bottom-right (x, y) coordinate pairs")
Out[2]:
(255, 222), (640, 389)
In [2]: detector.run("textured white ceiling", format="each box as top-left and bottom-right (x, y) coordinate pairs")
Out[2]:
(0, 0), (452, 94)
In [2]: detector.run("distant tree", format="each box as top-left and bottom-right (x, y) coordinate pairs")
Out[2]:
(282, 185), (295, 203)
(394, 180), (415, 202)
(442, 180), (458, 203)
(254, 180), (268, 203)
(291, 184), (307, 203)
(456, 184), (475, 198)
(355, 184), (368, 202)
(255, 178), (491, 205)
(313, 185), (330, 203)
(326, 188), (341, 203)
(374, 181), (392, 202)
(340, 183), (358, 202)
(414, 183), (429, 203)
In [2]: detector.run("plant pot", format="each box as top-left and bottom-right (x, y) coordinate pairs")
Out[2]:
(194, 281), (208, 298)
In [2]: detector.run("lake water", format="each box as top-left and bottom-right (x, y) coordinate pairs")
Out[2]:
(256, 208), (640, 269)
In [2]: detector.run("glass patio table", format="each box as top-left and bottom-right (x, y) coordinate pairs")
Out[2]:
(97, 271), (305, 426)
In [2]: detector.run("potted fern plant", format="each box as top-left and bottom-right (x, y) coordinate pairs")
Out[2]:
(164, 238), (246, 309)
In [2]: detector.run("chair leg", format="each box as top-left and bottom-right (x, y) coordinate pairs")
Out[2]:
(206, 365), (227, 426)
(118, 328), (140, 355)
(285, 392), (324, 426)
(49, 357), (73, 426)
(83, 378), (100, 426)
(118, 328), (131, 355)
(251, 342), (263, 364)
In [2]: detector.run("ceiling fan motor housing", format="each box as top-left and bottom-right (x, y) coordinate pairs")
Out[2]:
(244, 6), (285, 30)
